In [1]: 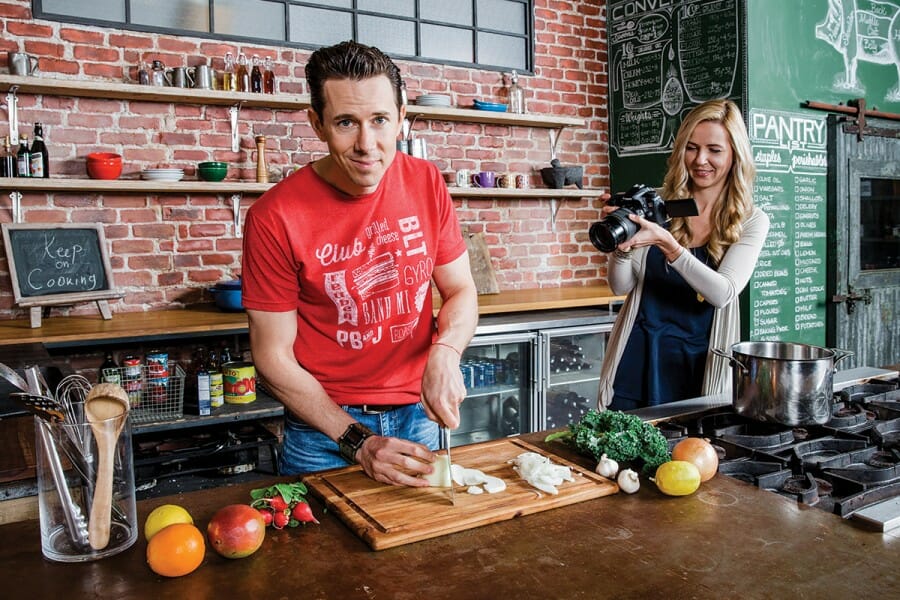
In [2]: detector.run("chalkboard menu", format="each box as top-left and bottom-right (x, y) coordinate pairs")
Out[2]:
(1, 223), (117, 305)
(746, 108), (828, 345)
(607, 0), (746, 189)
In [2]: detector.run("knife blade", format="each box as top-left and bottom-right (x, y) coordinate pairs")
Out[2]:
(443, 426), (456, 505)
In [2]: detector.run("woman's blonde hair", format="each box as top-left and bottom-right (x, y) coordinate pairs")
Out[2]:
(662, 98), (755, 266)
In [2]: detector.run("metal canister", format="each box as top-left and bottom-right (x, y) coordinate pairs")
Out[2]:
(222, 361), (257, 404)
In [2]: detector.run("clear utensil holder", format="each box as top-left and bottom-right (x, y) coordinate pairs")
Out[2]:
(35, 412), (138, 562)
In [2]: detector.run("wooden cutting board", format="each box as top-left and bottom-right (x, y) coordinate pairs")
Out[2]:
(302, 438), (617, 550)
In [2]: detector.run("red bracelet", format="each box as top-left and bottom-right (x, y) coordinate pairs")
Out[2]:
(432, 341), (462, 357)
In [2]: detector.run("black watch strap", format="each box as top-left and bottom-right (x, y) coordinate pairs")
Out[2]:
(338, 422), (375, 464)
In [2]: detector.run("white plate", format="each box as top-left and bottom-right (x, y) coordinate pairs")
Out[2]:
(142, 171), (184, 181)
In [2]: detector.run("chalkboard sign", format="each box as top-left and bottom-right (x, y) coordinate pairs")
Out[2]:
(745, 108), (828, 344)
(1, 223), (122, 326)
(607, 0), (747, 190)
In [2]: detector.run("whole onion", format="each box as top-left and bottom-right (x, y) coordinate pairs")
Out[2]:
(671, 437), (719, 482)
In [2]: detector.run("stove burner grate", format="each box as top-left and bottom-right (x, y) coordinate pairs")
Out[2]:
(779, 473), (832, 505)
(792, 437), (870, 469)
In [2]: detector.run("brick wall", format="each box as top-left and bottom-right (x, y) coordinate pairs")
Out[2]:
(0, 0), (611, 320)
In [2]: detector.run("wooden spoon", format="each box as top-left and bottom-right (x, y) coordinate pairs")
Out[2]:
(85, 383), (130, 550)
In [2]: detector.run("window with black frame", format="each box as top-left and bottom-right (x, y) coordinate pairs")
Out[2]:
(859, 177), (900, 271)
(34, 0), (534, 72)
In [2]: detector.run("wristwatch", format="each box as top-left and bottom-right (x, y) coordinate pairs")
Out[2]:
(337, 422), (375, 464)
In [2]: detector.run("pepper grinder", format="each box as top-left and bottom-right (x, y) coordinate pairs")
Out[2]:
(255, 135), (268, 183)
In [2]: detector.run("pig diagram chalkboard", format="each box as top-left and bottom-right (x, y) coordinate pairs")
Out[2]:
(1, 223), (123, 327)
(608, 0), (746, 188)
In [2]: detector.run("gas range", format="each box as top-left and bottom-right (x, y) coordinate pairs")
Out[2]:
(661, 377), (900, 528)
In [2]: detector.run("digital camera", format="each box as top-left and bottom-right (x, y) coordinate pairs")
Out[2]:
(588, 184), (698, 253)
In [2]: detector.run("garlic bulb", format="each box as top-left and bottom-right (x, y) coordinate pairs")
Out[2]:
(617, 468), (640, 494)
(595, 453), (619, 479)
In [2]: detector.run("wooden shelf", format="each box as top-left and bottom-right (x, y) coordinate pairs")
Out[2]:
(0, 74), (307, 109)
(0, 74), (584, 129)
(0, 177), (270, 194)
(1, 178), (602, 198)
(449, 187), (604, 199)
(406, 104), (584, 128)
(0, 286), (624, 347)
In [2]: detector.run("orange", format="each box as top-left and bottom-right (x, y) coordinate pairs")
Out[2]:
(146, 522), (206, 577)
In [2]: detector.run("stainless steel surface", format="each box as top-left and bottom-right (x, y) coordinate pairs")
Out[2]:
(713, 341), (852, 426)
(853, 496), (900, 532)
(629, 366), (898, 423)
(443, 427), (455, 505)
(474, 309), (616, 336)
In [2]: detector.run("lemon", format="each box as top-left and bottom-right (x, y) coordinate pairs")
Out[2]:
(144, 504), (194, 541)
(654, 460), (701, 496)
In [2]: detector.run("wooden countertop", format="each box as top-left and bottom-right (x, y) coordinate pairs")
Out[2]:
(0, 285), (624, 347)
(0, 431), (895, 598)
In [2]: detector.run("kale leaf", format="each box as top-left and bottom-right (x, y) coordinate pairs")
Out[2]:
(546, 409), (670, 473)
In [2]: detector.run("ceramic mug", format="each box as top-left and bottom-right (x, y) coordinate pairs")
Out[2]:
(498, 172), (516, 189)
(455, 169), (472, 188)
(472, 171), (496, 188)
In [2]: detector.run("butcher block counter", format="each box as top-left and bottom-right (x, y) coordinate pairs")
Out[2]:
(0, 432), (896, 599)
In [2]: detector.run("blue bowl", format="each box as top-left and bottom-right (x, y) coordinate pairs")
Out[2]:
(209, 279), (243, 311)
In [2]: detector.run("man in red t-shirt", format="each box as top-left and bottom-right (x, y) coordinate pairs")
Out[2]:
(242, 41), (478, 487)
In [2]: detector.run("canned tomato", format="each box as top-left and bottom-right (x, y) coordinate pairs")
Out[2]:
(223, 361), (257, 404)
(146, 351), (169, 378)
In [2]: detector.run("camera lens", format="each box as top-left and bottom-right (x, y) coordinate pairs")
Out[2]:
(589, 208), (639, 253)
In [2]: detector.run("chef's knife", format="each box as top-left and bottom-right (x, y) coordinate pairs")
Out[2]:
(443, 426), (456, 505)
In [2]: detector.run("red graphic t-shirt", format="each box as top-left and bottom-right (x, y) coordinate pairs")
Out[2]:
(241, 153), (467, 405)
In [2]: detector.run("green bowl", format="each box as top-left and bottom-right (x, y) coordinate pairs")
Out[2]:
(198, 162), (228, 182)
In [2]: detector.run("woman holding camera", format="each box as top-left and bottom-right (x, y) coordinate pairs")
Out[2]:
(598, 99), (770, 410)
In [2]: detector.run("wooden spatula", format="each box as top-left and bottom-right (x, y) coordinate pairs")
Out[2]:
(85, 383), (130, 550)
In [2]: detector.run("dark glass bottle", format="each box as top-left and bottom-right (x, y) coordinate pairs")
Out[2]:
(100, 351), (121, 385)
(1, 136), (15, 178)
(220, 346), (233, 366)
(263, 56), (275, 94)
(29, 123), (49, 178)
(250, 55), (262, 93)
(16, 134), (31, 177)
(208, 349), (224, 407)
(196, 347), (211, 415)
(236, 53), (250, 93)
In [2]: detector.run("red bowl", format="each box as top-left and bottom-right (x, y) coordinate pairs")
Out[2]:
(86, 153), (122, 180)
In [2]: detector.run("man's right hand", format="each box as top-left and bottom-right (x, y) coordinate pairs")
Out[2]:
(355, 435), (437, 487)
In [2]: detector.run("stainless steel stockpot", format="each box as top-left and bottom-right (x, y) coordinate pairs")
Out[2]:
(711, 341), (852, 426)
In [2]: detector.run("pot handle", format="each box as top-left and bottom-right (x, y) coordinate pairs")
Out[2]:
(829, 348), (854, 365)
(710, 347), (749, 374)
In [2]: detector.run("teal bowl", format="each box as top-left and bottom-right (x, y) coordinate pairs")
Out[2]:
(198, 162), (228, 182)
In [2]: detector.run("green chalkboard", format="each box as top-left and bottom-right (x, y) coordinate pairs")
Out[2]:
(744, 0), (900, 346)
(607, 0), (748, 192)
(748, 0), (900, 114)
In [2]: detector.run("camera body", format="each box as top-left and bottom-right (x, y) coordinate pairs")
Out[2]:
(588, 184), (697, 253)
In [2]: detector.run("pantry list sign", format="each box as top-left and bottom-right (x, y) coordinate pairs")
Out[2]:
(746, 108), (827, 345)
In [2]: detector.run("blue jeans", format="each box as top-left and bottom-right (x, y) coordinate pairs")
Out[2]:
(278, 403), (440, 476)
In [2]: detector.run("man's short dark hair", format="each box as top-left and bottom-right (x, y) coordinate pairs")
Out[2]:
(306, 40), (404, 119)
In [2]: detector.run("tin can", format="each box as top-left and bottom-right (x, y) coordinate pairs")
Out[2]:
(123, 356), (141, 379)
(459, 362), (474, 389)
(123, 377), (142, 407)
(473, 362), (485, 388)
(145, 351), (169, 378)
(147, 377), (168, 404)
(223, 361), (257, 404)
(210, 371), (224, 408)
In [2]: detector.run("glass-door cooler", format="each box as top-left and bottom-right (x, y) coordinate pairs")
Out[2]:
(454, 332), (537, 446)
(539, 323), (613, 430)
